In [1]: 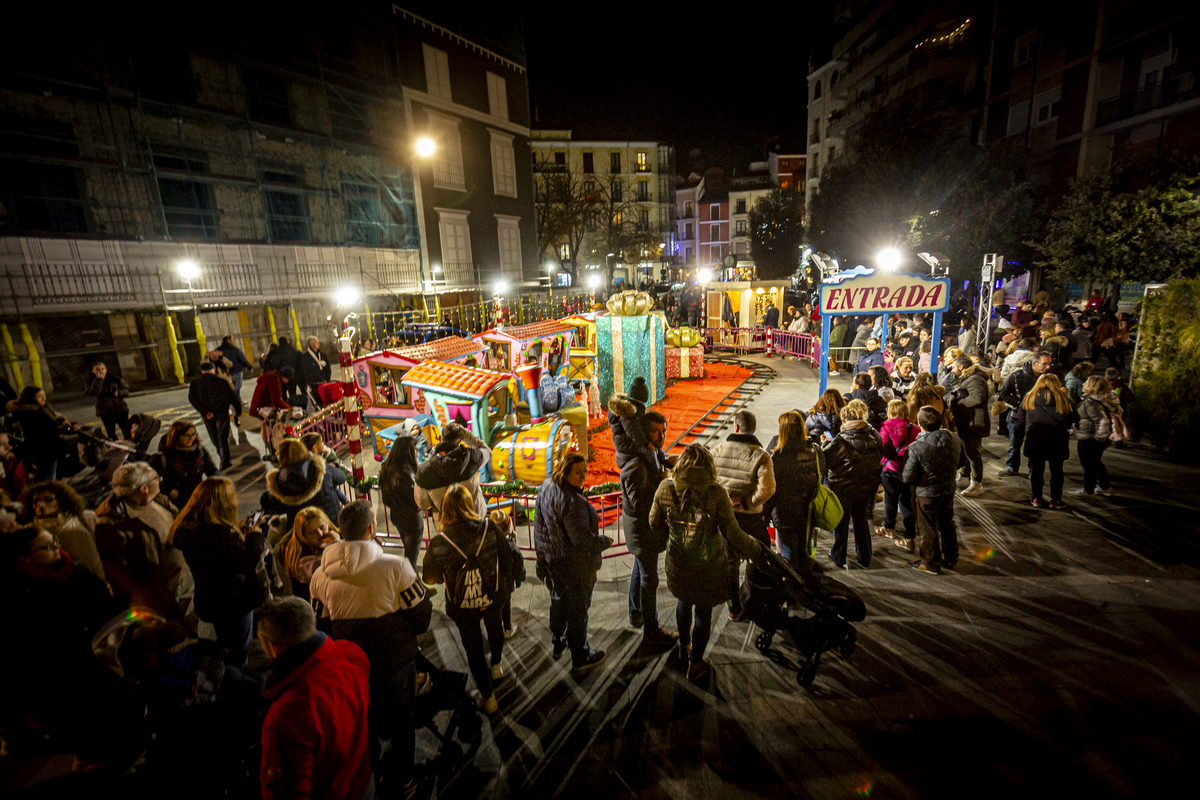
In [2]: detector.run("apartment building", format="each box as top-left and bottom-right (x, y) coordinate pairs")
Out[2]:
(0, 6), (537, 392)
(530, 131), (676, 283)
(674, 168), (730, 277)
(767, 152), (807, 190)
(729, 169), (776, 260)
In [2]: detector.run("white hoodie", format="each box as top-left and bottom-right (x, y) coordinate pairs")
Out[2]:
(310, 539), (424, 620)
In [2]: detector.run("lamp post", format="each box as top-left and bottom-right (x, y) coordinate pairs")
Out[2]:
(413, 137), (436, 322)
(174, 258), (207, 360)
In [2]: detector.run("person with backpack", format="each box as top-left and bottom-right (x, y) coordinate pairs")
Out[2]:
(877, 400), (919, 546)
(767, 411), (824, 569)
(534, 452), (611, 674)
(415, 423), (491, 532)
(648, 443), (765, 682)
(422, 484), (522, 714)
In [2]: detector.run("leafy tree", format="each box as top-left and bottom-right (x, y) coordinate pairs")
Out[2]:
(1035, 162), (1200, 285)
(748, 187), (805, 279)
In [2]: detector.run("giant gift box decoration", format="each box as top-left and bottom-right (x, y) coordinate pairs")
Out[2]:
(596, 313), (666, 406)
(665, 346), (704, 379)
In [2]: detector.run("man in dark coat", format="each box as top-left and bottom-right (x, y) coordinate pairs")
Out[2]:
(902, 406), (966, 574)
(189, 360), (242, 469)
(85, 362), (131, 440)
(620, 411), (676, 642)
(298, 336), (332, 406)
(217, 334), (255, 394)
(763, 301), (779, 329)
(267, 337), (303, 401)
(997, 352), (1051, 477)
(844, 372), (888, 430)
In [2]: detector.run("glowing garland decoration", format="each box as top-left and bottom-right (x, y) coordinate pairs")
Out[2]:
(338, 315), (369, 499)
(913, 18), (970, 50)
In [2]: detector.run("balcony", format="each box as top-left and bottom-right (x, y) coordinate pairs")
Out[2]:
(432, 161), (465, 190)
(533, 162), (568, 174)
(1096, 73), (1196, 127)
(634, 164), (651, 173)
(435, 261), (478, 288)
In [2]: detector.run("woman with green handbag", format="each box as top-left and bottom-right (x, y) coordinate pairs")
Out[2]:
(767, 410), (829, 569)
(649, 444), (765, 682)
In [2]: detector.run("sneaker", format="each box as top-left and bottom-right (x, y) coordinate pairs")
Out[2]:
(894, 537), (916, 553)
(961, 481), (984, 497)
(628, 613), (644, 629)
(490, 663), (504, 681)
(570, 649), (606, 676)
(504, 624), (517, 640)
(909, 561), (940, 575)
(874, 526), (896, 539)
(677, 642), (691, 661)
(686, 658), (712, 682)
(1048, 499), (1068, 510)
(955, 476), (970, 489)
(478, 694), (499, 715)
(728, 609), (744, 621)
(1070, 488), (1094, 496)
(551, 641), (566, 661)
(1030, 497), (1044, 508)
(997, 467), (1017, 478)
(1095, 486), (1113, 497)
(643, 628), (681, 644)
(829, 370), (841, 376)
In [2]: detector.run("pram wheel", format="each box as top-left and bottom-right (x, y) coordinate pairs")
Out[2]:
(839, 631), (857, 658)
(797, 661), (817, 688)
(754, 631), (774, 654)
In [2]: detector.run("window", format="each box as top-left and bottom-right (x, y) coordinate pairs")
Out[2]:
(582, 152), (594, 173)
(685, 222), (693, 239)
(1014, 30), (1037, 67)
(637, 180), (648, 201)
(436, 209), (473, 280)
(711, 223), (721, 241)
(242, 68), (290, 125)
(684, 201), (693, 218)
(153, 149), (217, 239)
(813, 80), (822, 100)
(734, 241), (746, 254)
(1007, 100), (1030, 135)
(684, 246), (692, 262)
(635, 152), (649, 172)
(1035, 88), (1061, 125)
(496, 215), (522, 276)
(710, 203), (720, 219)
(829, 145), (837, 162)
(585, 211), (598, 232)
(735, 220), (747, 234)
(736, 199), (746, 213)
(610, 152), (621, 173)
(423, 44), (452, 100)
(611, 180), (622, 202)
(427, 112), (465, 190)
(486, 72), (508, 120)
(327, 91), (370, 144)
(710, 245), (722, 261)
(554, 151), (566, 165)
(489, 130), (518, 198)
(1140, 46), (1174, 89)
(584, 180), (595, 193)
(260, 162), (308, 242)
(831, 69), (839, 85)
(558, 242), (571, 261)
(0, 160), (88, 233)
(638, 209), (649, 230)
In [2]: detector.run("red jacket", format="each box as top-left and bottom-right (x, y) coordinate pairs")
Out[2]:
(879, 417), (919, 474)
(251, 371), (291, 416)
(261, 635), (373, 800)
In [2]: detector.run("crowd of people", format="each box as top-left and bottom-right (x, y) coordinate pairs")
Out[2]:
(0, 283), (1137, 798)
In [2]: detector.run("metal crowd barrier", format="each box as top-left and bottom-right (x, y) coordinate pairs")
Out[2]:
(285, 403), (350, 453)
(702, 326), (769, 353)
(767, 330), (820, 367)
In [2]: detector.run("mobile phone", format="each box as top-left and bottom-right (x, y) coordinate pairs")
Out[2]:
(246, 511), (266, 528)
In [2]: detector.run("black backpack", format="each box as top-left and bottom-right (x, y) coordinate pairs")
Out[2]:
(439, 523), (501, 611)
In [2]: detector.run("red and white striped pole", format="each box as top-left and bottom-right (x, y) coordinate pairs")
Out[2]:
(338, 314), (368, 499)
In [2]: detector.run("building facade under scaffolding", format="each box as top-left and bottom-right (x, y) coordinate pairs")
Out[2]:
(0, 4), (541, 393)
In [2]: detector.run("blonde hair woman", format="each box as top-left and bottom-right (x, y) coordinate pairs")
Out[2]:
(276, 507), (340, 600)
(423, 483), (522, 715)
(1073, 375), (1120, 497)
(825, 399), (883, 569)
(770, 411), (823, 568)
(169, 477), (268, 666)
(1020, 374), (1078, 509)
(259, 437), (347, 529)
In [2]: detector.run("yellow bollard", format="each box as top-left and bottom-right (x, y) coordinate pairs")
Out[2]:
(194, 314), (207, 356)
(363, 300), (374, 339)
(289, 306), (302, 348)
(165, 313), (184, 384)
(18, 324), (42, 389)
(267, 306), (278, 343)
(0, 324), (24, 391)
(434, 294), (442, 326)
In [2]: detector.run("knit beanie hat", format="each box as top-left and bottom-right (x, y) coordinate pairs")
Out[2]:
(279, 366), (295, 380)
(629, 376), (649, 403)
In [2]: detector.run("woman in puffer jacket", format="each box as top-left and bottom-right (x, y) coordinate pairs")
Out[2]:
(259, 438), (346, 529)
(1073, 376), (1119, 497)
(806, 389), (845, 443)
(150, 421), (219, 507)
(823, 400), (883, 570)
(767, 411), (823, 569)
(649, 443), (763, 682)
(876, 400), (918, 543)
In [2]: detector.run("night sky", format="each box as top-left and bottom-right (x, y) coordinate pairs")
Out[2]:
(521, 3), (833, 175)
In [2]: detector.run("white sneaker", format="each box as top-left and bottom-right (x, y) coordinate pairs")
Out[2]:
(490, 663), (504, 681)
(956, 476), (970, 489)
(1070, 488), (1094, 496)
(961, 481), (983, 497)
(504, 624), (517, 640)
(1095, 487), (1113, 496)
(829, 370), (841, 376)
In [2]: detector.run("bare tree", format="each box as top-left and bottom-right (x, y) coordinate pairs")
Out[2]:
(586, 174), (660, 286)
(534, 162), (603, 273)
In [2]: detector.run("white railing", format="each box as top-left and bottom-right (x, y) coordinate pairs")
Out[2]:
(432, 161), (465, 190)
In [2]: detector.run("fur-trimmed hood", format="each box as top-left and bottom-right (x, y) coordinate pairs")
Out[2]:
(606, 393), (644, 419)
(960, 364), (986, 379)
(266, 456), (327, 506)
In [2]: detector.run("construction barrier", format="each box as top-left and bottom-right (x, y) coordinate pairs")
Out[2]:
(767, 330), (820, 367)
(285, 403), (350, 454)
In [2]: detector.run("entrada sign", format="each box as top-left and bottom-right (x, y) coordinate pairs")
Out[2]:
(819, 267), (951, 314)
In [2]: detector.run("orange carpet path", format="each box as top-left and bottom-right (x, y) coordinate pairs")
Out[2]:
(585, 362), (754, 486)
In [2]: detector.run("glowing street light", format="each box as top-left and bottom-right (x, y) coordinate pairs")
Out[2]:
(334, 285), (361, 306)
(175, 259), (200, 281)
(876, 248), (902, 271)
(586, 273), (601, 289)
(493, 279), (509, 296)
(415, 137), (436, 158)
(697, 268), (713, 284)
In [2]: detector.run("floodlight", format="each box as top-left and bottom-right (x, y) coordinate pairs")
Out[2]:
(876, 248), (902, 271)
(493, 280), (509, 295)
(175, 259), (200, 281)
(334, 286), (361, 306)
(415, 137), (436, 157)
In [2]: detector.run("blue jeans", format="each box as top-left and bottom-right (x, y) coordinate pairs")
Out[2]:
(213, 611), (253, 669)
(549, 576), (594, 666)
(775, 524), (807, 568)
(1007, 415), (1026, 472)
(231, 371), (244, 395)
(628, 551), (661, 632)
(676, 602), (713, 665)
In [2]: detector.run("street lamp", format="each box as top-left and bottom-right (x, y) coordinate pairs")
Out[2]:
(175, 259), (200, 282)
(334, 285), (361, 307)
(876, 248), (902, 271)
(697, 267), (713, 285)
(415, 137), (436, 158)
(413, 137), (437, 321)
